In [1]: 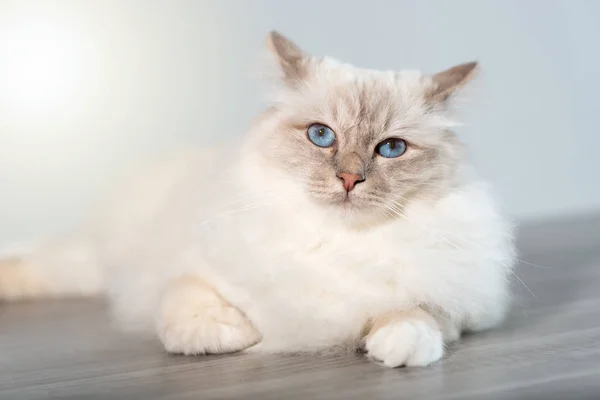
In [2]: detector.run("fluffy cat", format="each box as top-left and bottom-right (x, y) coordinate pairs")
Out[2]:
(0, 31), (515, 368)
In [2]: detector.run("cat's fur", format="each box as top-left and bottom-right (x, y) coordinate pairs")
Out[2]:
(0, 32), (515, 367)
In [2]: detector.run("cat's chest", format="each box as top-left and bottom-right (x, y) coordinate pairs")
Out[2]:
(251, 221), (420, 292)
(234, 224), (425, 331)
(200, 210), (454, 335)
(201, 206), (438, 302)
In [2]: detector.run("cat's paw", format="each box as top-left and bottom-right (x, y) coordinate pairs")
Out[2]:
(157, 276), (261, 355)
(159, 304), (261, 355)
(365, 311), (444, 368)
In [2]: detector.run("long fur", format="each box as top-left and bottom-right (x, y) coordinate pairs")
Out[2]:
(0, 32), (515, 365)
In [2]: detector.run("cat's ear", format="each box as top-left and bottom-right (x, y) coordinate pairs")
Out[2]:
(426, 61), (478, 103)
(267, 31), (308, 84)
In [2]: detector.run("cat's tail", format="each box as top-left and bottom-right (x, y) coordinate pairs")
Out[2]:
(0, 237), (104, 301)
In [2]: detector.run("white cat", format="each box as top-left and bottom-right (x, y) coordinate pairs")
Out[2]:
(0, 31), (515, 368)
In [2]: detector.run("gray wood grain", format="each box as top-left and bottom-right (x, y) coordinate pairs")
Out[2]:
(2, 214), (600, 400)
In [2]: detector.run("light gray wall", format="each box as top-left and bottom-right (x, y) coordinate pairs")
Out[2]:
(1, 0), (599, 244)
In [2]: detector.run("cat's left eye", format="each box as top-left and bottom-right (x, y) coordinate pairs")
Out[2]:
(375, 138), (407, 158)
(307, 123), (336, 148)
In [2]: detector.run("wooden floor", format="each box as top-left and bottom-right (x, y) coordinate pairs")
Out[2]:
(2, 214), (600, 400)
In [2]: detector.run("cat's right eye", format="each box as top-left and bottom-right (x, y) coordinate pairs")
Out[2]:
(307, 124), (336, 148)
(375, 138), (407, 158)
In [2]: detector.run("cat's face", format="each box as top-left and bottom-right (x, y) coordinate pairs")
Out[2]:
(251, 32), (476, 223)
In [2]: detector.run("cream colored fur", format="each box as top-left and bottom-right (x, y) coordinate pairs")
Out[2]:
(0, 32), (515, 368)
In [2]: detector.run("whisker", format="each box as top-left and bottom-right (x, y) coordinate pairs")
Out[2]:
(510, 270), (537, 298)
(385, 196), (556, 271)
(384, 200), (465, 251)
(516, 259), (556, 270)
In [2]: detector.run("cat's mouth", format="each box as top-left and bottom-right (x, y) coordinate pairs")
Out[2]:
(343, 191), (354, 203)
(309, 186), (370, 212)
(339, 191), (362, 210)
(341, 193), (352, 207)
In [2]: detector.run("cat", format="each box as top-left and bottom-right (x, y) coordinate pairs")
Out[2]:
(0, 31), (515, 368)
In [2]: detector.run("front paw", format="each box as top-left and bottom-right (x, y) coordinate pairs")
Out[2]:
(157, 276), (261, 355)
(365, 310), (444, 368)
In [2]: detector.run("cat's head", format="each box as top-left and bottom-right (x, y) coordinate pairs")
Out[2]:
(249, 31), (477, 224)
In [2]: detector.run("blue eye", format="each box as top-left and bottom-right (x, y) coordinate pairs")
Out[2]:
(376, 138), (407, 158)
(307, 123), (336, 148)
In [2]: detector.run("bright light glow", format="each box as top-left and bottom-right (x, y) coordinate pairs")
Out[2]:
(0, 19), (81, 113)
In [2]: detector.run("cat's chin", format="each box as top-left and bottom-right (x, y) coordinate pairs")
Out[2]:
(309, 191), (385, 224)
(330, 191), (360, 208)
(323, 192), (381, 221)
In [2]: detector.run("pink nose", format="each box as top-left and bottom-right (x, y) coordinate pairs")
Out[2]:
(337, 172), (364, 192)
